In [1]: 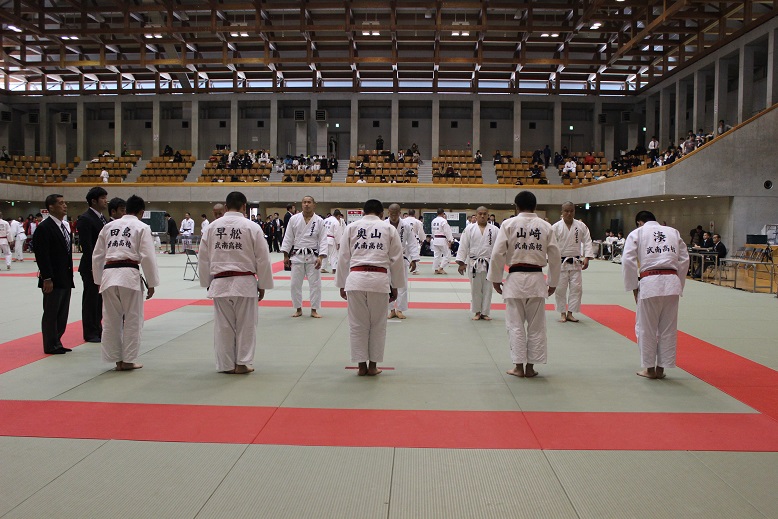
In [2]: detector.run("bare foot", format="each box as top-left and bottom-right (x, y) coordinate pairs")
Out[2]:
(566, 313), (579, 323)
(524, 364), (538, 378)
(220, 369), (237, 374)
(558, 313), (567, 323)
(367, 361), (382, 376)
(291, 309), (303, 317)
(506, 365), (525, 377)
(388, 309), (397, 319)
(434, 269), (443, 275)
(310, 310), (322, 318)
(472, 313), (481, 321)
(320, 269), (329, 273)
(357, 362), (368, 376)
(235, 365), (255, 374)
(636, 368), (657, 379)
(395, 311), (406, 319)
(116, 362), (143, 371)
(480, 315), (492, 321)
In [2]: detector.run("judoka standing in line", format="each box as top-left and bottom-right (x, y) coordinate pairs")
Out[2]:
(199, 191), (274, 374)
(0, 213), (11, 270)
(622, 210), (689, 380)
(281, 195), (328, 318)
(551, 202), (594, 323)
(489, 191), (560, 378)
(386, 204), (419, 320)
(455, 206), (499, 320)
(336, 199), (405, 376)
(403, 209), (425, 275)
(321, 209), (343, 273)
(92, 195), (160, 371)
(431, 208), (453, 274)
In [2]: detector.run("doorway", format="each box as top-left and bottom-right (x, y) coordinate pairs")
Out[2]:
(327, 132), (350, 160)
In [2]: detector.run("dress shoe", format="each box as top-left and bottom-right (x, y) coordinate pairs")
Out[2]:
(85, 337), (102, 343)
(61, 347), (72, 352)
(47, 348), (67, 355)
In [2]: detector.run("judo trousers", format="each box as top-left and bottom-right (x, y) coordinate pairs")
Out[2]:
(432, 244), (450, 270)
(291, 261), (322, 310)
(555, 266), (583, 313)
(324, 242), (339, 271)
(14, 237), (25, 260)
(347, 290), (389, 363)
(470, 270), (493, 315)
(0, 241), (10, 267)
(213, 296), (258, 371)
(635, 295), (679, 369)
(101, 286), (144, 364)
(392, 258), (410, 312)
(505, 297), (547, 364)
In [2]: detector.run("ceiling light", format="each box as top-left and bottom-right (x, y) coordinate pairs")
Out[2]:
(7, 25), (22, 33)
(541, 33), (549, 37)
(154, 34), (163, 39)
(362, 29), (370, 36)
(452, 30), (460, 36)
(461, 30), (469, 36)
(551, 33), (559, 37)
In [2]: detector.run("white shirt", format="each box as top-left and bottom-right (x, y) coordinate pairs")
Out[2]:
(47, 215), (69, 243)
(280, 212), (328, 263)
(622, 221), (689, 299)
(552, 219), (594, 259)
(431, 215), (453, 246)
(199, 211), (274, 298)
(201, 219), (210, 235)
(403, 216), (425, 243)
(488, 212), (561, 299)
(456, 222), (499, 274)
(93, 215), (160, 292)
(323, 215), (342, 245)
(387, 217), (421, 262)
(648, 139), (659, 151)
(335, 215), (405, 293)
(100, 169), (109, 183)
(179, 217), (195, 236)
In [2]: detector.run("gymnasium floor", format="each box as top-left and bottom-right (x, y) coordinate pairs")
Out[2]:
(1, 252), (777, 519)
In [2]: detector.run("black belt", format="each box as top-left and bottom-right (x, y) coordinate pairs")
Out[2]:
(105, 261), (139, 270)
(509, 263), (542, 273)
(293, 248), (318, 256)
(561, 256), (580, 264)
(214, 271), (255, 279)
(470, 258), (489, 278)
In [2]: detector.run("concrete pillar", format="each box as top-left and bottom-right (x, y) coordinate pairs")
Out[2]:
(314, 99), (327, 155)
(152, 99), (160, 156)
(24, 125), (35, 156)
(114, 100), (122, 158)
(674, 80), (683, 145)
(593, 99), (602, 151)
(713, 58), (728, 129)
(553, 100), (562, 156)
(431, 98), (440, 157)
(693, 70), (705, 133)
(472, 98), (480, 154)
(350, 98), (358, 157)
(390, 97), (399, 153)
(76, 101), (85, 160)
(659, 88), (670, 147)
(512, 100), (521, 157)
(768, 29), (778, 107)
(603, 125), (615, 163)
(738, 45), (755, 123)
(270, 98), (278, 157)
(39, 102), (48, 156)
(230, 98), (238, 151)
(190, 99), (199, 159)
(645, 96), (656, 147)
(54, 123), (67, 164)
(628, 123), (639, 150)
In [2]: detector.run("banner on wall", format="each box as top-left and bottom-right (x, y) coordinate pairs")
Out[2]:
(346, 210), (363, 224)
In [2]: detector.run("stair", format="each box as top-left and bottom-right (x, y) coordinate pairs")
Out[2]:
(66, 161), (87, 182)
(186, 160), (208, 182)
(331, 161), (349, 183)
(124, 160), (147, 183)
(416, 160), (433, 184)
(479, 162), (497, 184)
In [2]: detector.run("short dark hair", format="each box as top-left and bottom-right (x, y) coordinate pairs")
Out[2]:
(333, 209), (342, 216)
(86, 187), (108, 206)
(126, 195), (145, 215)
(226, 191), (247, 211)
(713, 233), (721, 239)
(165, 213), (171, 217)
(437, 208), (445, 215)
(514, 191), (537, 212)
(44, 194), (63, 211)
(286, 204), (294, 210)
(108, 197), (126, 215)
(201, 214), (207, 218)
(363, 199), (383, 215)
(635, 210), (656, 225)
(408, 209), (416, 216)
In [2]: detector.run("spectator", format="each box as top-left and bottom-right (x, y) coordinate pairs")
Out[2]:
(716, 120), (732, 136)
(583, 152), (596, 166)
(163, 144), (173, 156)
(493, 150), (502, 165)
(100, 168), (109, 183)
(562, 157), (577, 175)
(173, 151), (183, 163)
(474, 150), (482, 164)
(543, 145), (551, 167)
(376, 135), (384, 150)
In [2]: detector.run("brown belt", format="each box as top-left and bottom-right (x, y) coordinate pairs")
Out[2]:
(350, 265), (387, 273)
(509, 263), (542, 273)
(639, 269), (677, 279)
(214, 271), (255, 279)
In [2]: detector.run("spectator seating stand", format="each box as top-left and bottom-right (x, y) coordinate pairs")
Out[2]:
(0, 155), (78, 183)
(346, 150), (418, 183)
(77, 152), (140, 183)
(431, 150), (482, 184)
(137, 151), (195, 183)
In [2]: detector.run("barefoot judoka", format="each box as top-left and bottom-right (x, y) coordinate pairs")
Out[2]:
(431, 208), (453, 274)
(386, 204), (419, 320)
(455, 206), (499, 320)
(551, 202), (594, 323)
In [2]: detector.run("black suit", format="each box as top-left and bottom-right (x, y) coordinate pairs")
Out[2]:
(167, 217), (179, 254)
(714, 241), (727, 259)
(272, 218), (282, 252)
(33, 217), (74, 354)
(76, 209), (105, 341)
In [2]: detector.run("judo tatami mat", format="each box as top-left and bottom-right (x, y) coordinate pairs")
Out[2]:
(1, 256), (778, 518)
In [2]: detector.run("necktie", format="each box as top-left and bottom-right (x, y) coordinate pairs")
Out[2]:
(99, 214), (107, 226)
(61, 223), (70, 250)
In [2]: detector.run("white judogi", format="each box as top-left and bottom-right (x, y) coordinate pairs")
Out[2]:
(199, 211), (274, 372)
(323, 215), (343, 271)
(388, 217), (421, 312)
(489, 213), (561, 365)
(0, 219), (11, 268)
(456, 222), (499, 316)
(11, 220), (24, 261)
(431, 215), (453, 271)
(622, 221), (689, 369)
(179, 217), (195, 247)
(93, 215), (160, 364)
(201, 218), (210, 235)
(552, 219), (593, 314)
(281, 212), (328, 310)
(336, 215), (405, 363)
(403, 216), (425, 273)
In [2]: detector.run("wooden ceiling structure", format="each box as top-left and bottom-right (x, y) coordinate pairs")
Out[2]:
(0, 0), (775, 96)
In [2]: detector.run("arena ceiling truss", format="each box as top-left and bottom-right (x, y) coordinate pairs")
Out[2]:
(0, 0), (775, 96)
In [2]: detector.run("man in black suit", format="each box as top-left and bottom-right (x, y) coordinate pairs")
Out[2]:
(272, 212), (283, 252)
(76, 186), (108, 343)
(34, 194), (75, 354)
(165, 213), (178, 254)
(283, 204), (295, 231)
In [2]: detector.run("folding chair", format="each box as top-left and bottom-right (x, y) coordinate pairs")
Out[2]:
(183, 249), (199, 280)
